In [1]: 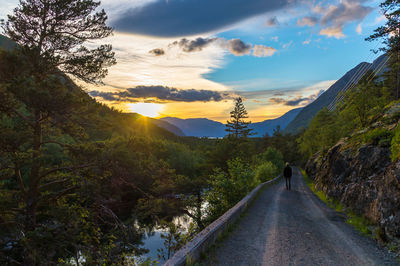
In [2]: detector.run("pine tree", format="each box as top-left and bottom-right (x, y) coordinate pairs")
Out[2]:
(225, 97), (253, 138)
(366, 0), (400, 99)
(0, 0), (115, 264)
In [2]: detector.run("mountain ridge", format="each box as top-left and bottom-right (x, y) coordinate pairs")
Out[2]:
(284, 54), (388, 134)
(159, 107), (303, 137)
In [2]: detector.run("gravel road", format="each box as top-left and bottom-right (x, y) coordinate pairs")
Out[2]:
(205, 168), (398, 265)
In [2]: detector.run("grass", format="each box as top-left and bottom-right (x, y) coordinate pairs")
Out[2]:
(301, 169), (373, 237)
(302, 169), (400, 262)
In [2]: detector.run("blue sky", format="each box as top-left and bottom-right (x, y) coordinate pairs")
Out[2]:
(0, 0), (386, 122)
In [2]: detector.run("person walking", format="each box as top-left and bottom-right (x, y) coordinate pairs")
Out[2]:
(283, 162), (292, 190)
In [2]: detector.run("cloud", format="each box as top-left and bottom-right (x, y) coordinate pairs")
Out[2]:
(90, 86), (232, 103)
(90, 91), (120, 101)
(271, 36), (279, 42)
(297, 16), (318, 26)
(111, 0), (293, 37)
(356, 23), (362, 34)
(269, 89), (325, 106)
(157, 37), (277, 57)
(266, 16), (279, 27)
(319, 26), (345, 39)
(282, 40), (293, 49)
(318, 0), (372, 38)
(253, 45), (277, 57)
(172, 37), (219, 52)
(227, 39), (252, 56)
(149, 48), (165, 56)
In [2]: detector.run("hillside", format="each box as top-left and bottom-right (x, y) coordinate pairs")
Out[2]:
(250, 107), (302, 137)
(0, 35), (182, 140)
(0, 35), (16, 50)
(160, 117), (226, 137)
(305, 102), (400, 242)
(159, 108), (302, 138)
(285, 54), (387, 134)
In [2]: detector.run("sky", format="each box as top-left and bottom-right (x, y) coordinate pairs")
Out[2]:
(0, 0), (387, 122)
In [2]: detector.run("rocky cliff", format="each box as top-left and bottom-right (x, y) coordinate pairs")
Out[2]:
(305, 103), (400, 241)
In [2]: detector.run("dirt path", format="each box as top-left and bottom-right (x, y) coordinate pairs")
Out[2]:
(205, 168), (397, 265)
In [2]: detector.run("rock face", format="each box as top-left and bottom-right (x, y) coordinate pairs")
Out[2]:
(306, 135), (400, 241)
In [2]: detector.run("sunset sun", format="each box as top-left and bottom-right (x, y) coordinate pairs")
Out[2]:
(127, 102), (164, 118)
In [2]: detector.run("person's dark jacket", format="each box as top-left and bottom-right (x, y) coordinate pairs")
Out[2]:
(283, 165), (292, 178)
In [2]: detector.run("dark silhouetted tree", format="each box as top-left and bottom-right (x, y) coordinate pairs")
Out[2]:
(225, 97), (253, 138)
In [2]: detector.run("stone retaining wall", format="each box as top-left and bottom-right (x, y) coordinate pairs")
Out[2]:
(164, 175), (281, 266)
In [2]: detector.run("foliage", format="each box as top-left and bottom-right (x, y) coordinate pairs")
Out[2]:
(298, 77), (393, 160)
(253, 147), (285, 173)
(263, 127), (301, 164)
(298, 108), (338, 159)
(225, 97), (253, 138)
(366, 0), (400, 99)
(1, 0), (116, 84)
(254, 161), (277, 183)
(363, 128), (394, 146)
(205, 158), (258, 222)
(157, 221), (196, 261)
(391, 124), (400, 161)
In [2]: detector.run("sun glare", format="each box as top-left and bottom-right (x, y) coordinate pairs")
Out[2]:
(127, 103), (164, 118)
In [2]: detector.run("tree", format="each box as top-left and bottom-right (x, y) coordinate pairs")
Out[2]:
(297, 108), (338, 159)
(225, 97), (253, 138)
(366, 0), (400, 99)
(1, 0), (116, 84)
(0, 0), (115, 264)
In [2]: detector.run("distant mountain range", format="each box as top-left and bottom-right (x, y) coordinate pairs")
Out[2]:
(160, 117), (225, 137)
(284, 54), (387, 134)
(159, 107), (303, 138)
(0, 35), (16, 50)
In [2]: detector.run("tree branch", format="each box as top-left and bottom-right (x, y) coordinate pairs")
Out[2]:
(39, 185), (79, 202)
(10, 107), (34, 128)
(15, 168), (27, 197)
(39, 163), (95, 179)
(38, 178), (69, 190)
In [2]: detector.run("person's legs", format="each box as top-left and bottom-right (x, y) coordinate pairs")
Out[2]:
(289, 177), (291, 190)
(285, 177), (288, 190)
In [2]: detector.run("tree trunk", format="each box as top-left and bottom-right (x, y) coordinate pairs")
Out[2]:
(23, 112), (43, 265)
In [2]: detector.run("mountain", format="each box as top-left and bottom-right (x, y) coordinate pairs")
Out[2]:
(159, 108), (302, 138)
(160, 117), (226, 137)
(151, 119), (186, 136)
(284, 54), (388, 134)
(0, 35), (16, 50)
(249, 107), (302, 137)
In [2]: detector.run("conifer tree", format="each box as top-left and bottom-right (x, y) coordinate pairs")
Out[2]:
(225, 97), (253, 138)
(0, 0), (115, 264)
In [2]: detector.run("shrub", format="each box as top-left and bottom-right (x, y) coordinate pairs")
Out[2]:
(205, 158), (257, 221)
(391, 125), (400, 161)
(255, 161), (277, 182)
(363, 128), (394, 146)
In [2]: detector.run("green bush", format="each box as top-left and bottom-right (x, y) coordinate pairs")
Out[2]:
(253, 147), (284, 171)
(255, 161), (277, 182)
(391, 125), (400, 161)
(363, 128), (393, 146)
(205, 158), (258, 221)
